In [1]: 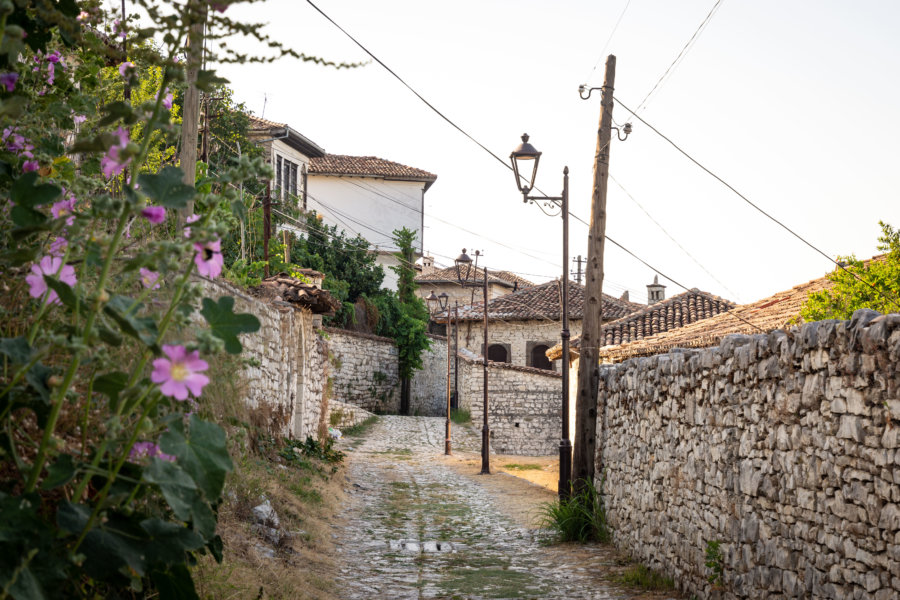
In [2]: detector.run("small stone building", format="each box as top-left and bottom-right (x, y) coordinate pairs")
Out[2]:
(454, 279), (643, 372)
(414, 262), (534, 310)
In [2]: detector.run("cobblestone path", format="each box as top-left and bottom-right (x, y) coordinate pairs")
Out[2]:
(334, 416), (675, 600)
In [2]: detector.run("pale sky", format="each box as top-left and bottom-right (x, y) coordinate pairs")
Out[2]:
(215, 0), (900, 305)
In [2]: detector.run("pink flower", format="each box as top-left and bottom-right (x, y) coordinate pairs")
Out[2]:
(46, 62), (55, 86)
(51, 195), (76, 226)
(101, 127), (131, 178)
(45, 51), (61, 64)
(72, 113), (87, 125)
(183, 213), (200, 238)
(22, 160), (38, 172)
(48, 237), (67, 257)
(162, 92), (173, 110)
(151, 344), (209, 401)
(77, 10), (90, 21)
(25, 255), (76, 305)
(141, 205), (165, 224)
(129, 441), (175, 463)
(0, 72), (18, 92)
(139, 267), (161, 289)
(193, 238), (223, 278)
(118, 61), (135, 78)
(208, 1), (229, 13)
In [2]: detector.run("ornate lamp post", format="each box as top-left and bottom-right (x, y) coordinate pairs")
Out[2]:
(455, 249), (491, 475)
(510, 133), (571, 499)
(425, 290), (453, 455)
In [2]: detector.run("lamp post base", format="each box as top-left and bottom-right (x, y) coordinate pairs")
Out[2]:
(558, 438), (572, 500)
(480, 426), (491, 474)
(445, 417), (452, 455)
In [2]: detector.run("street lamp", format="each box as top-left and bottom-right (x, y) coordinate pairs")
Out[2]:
(455, 248), (491, 475)
(510, 133), (572, 500)
(425, 290), (454, 456)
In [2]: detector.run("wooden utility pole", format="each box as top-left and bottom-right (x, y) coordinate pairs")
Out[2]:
(179, 1), (207, 229)
(573, 55), (616, 493)
(572, 255), (585, 285)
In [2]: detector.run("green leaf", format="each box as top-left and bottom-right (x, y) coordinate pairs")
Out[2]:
(151, 563), (200, 600)
(159, 416), (232, 501)
(97, 325), (123, 347)
(56, 501), (90, 534)
(103, 295), (159, 348)
(10, 204), (48, 228)
(0, 245), (40, 266)
(41, 454), (76, 490)
(98, 100), (137, 127)
(138, 166), (195, 209)
(93, 371), (129, 408)
(140, 518), (204, 567)
(24, 363), (52, 404)
(10, 172), (61, 208)
(195, 70), (229, 92)
(199, 296), (260, 354)
(206, 534), (224, 563)
(230, 198), (246, 223)
(42, 277), (77, 311)
(0, 337), (33, 364)
(143, 459), (199, 521)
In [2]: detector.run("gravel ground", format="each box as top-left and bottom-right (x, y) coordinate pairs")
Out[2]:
(333, 416), (683, 600)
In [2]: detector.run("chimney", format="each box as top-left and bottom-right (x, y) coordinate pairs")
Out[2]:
(646, 274), (666, 305)
(421, 254), (435, 275)
(620, 290), (629, 302)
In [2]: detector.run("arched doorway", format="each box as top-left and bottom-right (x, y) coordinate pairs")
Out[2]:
(487, 344), (509, 363)
(530, 344), (552, 370)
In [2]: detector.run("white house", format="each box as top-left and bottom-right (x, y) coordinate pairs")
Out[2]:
(308, 155), (437, 290)
(248, 116), (325, 207)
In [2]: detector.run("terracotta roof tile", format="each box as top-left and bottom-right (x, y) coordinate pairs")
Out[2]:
(453, 280), (644, 322)
(415, 265), (534, 289)
(309, 154), (437, 184)
(252, 273), (341, 316)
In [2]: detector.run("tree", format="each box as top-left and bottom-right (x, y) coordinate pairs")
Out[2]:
(389, 227), (430, 414)
(801, 221), (900, 321)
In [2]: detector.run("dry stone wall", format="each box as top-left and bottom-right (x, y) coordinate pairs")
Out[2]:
(460, 319), (580, 372)
(595, 310), (900, 600)
(324, 327), (400, 413)
(196, 277), (326, 440)
(410, 335), (449, 417)
(458, 356), (562, 456)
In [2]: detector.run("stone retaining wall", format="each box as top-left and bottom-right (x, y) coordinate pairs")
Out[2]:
(594, 310), (900, 599)
(197, 277), (326, 440)
(324, 327), (400, 413)
(459, 356), (562, 456)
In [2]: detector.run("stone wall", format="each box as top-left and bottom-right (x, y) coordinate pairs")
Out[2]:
(593, 310), (900, 599)
(410, 334), (449, 417)
(458, 355), (562, 456)
(197, 277), (326, 440)
(459, 318), (580, 372)
(324, 327), (400, 413)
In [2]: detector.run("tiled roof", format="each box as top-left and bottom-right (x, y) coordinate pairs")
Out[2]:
(415, 265), (534, 289)
(453, 280), (644, 322)
(248, 115), (288, 130)
(253, 273), (341, 316)
(247, 116), (325, 158)
(309, 154), (437, 187)
(547, 288), (735, 360)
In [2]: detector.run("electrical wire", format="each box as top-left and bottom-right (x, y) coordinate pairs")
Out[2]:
(583, 0), (632, 85)
(634, 0), (725, 115)
(613, 95), (900, 312)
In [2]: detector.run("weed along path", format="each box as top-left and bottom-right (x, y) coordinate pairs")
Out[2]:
(334, 416), (681, 600)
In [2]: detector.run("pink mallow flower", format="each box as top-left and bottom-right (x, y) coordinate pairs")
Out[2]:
(100, 127), (131, 179)
(183, 213), (200, 238)
(25, 255), (76, 305)
(193, 238), (223, 278)
(162, 92), (173, 111)
(118, 61), (135, 78)
(49, 237), (67, 257)
(22, 160), (38, 173)
(0, 72), (18, 92)
(73, 113), (87, 125)
(51, 195), (76, 226)
(151, 345), (209, 401)
(139, 267), (161, 290)
(129, 441), (175, 463)
(141, 205), (165, 224)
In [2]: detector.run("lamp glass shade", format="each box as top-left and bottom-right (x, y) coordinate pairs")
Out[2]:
(455, 249), (473, 285)
(425, 290), (439, 316)
(510, 133), (541, 192)
(437, 292), (449, 312)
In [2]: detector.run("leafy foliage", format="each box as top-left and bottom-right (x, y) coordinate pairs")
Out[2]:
(801, 221), (900, 321)
(389, 227), (431, 380)
(538, 478), (610, 543)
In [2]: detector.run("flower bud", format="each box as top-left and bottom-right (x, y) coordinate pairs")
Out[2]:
(97, 289), (110, 303)
(48, 375), (63, 387)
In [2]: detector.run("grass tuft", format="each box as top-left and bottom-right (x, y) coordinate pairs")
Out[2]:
(503, 463), (543, 471)
(537, 478), (610, 543)
(618, 564), (675, 590)
(341, 415), (379, 437)
(450, 407), (471, 424)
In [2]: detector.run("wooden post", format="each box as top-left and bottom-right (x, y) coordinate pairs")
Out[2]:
(179, 0), (206, 230)
(263, 184), (271, 278)
(283, 229), (290, 265)
(573, 55), (616, 493)
(480, 267), (490, 475)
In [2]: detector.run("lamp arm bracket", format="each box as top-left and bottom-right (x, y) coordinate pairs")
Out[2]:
(577, 85), (608, 100)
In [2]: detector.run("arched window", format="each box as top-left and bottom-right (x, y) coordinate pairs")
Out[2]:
(530, 344), (552, 370)
(487, 344), (508, 363)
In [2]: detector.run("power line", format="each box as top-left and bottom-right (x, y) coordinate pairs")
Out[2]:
(613, 95), (900, 312)
(583, 0), (632, 85)
(634, 0), (725, 114)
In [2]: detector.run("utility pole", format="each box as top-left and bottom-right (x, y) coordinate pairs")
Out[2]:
(573, 55), (616, 494)
(263, 183), (271, 278)
(572, 255), (585, 285)
(179, 0), (207, 230)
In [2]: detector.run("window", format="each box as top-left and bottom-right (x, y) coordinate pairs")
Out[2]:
(487, 344), (509, 363)
(274, 154), (299, 203)
(526, 341), (553, 370)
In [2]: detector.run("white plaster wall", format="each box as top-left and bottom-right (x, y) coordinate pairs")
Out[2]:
(307, 175), (424, 255)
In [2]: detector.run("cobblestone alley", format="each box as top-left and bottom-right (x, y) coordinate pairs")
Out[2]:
(333, 416), (681, 600)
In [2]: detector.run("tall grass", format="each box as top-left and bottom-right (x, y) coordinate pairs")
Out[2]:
(450, 407), (471, 424)
(538, 478), (610, 543)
